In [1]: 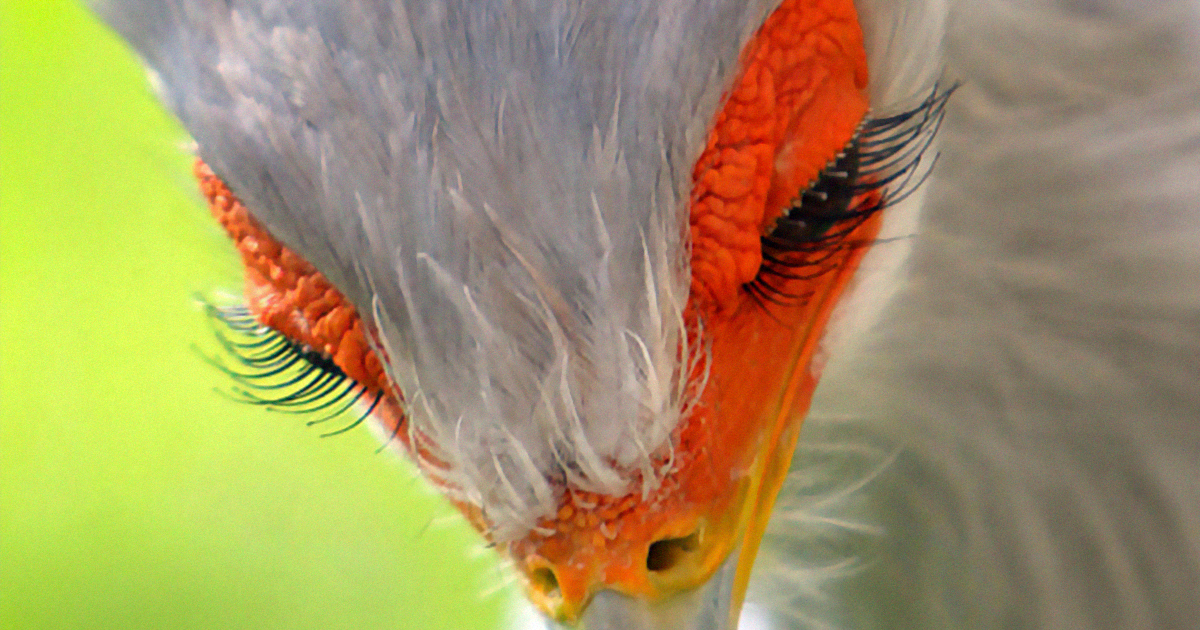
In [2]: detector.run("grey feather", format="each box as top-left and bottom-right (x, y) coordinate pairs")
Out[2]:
(93, 0), (784, 536)
(761, 1), (1200, 629)
(92, 0), (1200, 627)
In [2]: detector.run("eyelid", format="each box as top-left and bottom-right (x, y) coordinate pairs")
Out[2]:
(199, 301), (384, 436)
(748, 83), (956, 303)
(194, 160), (407, 443)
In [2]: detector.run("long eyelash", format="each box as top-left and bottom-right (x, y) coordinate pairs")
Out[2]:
(746, 82), (958, 304)
(197, 301), (383, 437)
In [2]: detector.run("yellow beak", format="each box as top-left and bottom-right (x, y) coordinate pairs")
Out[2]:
(575, 548), (744, 630)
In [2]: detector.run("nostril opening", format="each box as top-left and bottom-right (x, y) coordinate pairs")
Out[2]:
(646, 532), (700, 572)
(530, 567), (560, 598)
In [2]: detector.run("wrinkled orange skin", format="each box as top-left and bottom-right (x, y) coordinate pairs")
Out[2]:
(196, 161), (407, 440)
(509, 0), (876, 619)
(199, 0), (877, 622)
(689, 0), (869, 312)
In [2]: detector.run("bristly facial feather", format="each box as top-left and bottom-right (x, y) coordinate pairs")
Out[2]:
(94, 0), (793, 538)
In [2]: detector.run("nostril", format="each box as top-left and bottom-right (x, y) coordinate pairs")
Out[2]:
(529, 566), (560, 598)
(646, 532), (700, 572)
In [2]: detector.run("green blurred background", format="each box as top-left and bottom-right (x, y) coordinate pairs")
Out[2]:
(1, 2), (509, 628)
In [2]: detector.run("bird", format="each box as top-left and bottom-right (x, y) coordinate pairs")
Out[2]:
(91, 0), (1200, 628)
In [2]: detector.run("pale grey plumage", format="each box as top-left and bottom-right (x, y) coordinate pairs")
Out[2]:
(758, 2), (1200, 629)
(95, 0), (784, 535)
(93, 0), (1200, 628)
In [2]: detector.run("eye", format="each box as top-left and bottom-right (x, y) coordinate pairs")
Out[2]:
(199, 301), (383, 437)
(747, 83), (957, 302)
(193, 161), (405, 445)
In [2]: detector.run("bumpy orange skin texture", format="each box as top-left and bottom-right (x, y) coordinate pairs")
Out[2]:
(199, 0), (878, 621)
(196, 161), (407, 438)
(689, 0), (869, 312)
(510, 0), (877, 620)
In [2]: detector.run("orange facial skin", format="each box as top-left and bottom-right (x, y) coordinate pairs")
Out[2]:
(198, 0), (877, 624)
(689, 0), (870, 313)
(196, 161), (408, 441)
(509, 0), (877, 621)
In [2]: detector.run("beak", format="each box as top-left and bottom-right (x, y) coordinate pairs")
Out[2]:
(543, 548), (744, 630)
(509, 199), (886, 630)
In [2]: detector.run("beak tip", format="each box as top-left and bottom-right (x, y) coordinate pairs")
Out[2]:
(518, 598), (783, 630)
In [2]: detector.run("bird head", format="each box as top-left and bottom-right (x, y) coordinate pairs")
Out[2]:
(102, 0), (943, 626)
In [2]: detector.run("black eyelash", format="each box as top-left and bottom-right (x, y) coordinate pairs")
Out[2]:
(197, 301), (382, 437)
(745, 82), (958, 304)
